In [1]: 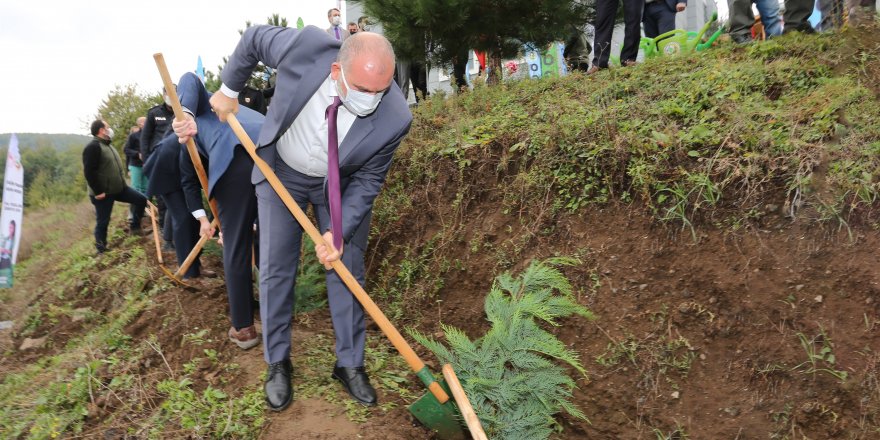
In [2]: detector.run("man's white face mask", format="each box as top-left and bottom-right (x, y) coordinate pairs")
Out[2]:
(331, 16), (341, 26)
(336, 67), (383, 117)
(104, 127), (115, 140)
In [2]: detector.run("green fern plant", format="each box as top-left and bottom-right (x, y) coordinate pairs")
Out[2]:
(411, 258), (596, 440)
(294, 235), (328, 314)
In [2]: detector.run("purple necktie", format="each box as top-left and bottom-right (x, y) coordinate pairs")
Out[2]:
(326, 96), (344, 252)
(334, 27), (340, 40)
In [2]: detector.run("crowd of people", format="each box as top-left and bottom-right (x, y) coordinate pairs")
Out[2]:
(567, 0), (876, 73)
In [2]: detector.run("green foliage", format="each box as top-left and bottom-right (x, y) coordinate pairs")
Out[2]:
(793, 329), (849, 382)
(294, 333), (417, 422)
(379, 31), (880, 235)
(411, 259), (595, 440)
(294, 234), (329, 314)
(153, 378), (265, 438)
(209, 14), (288, 92)
(0, 137), (89, 207)
(94, 83), (162, 152)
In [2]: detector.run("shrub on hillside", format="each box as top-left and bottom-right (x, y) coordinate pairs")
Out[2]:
(411, 258), (595, 440)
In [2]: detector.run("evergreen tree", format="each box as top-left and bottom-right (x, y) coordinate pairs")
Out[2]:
(230, 14), (288, 90)
(411, 258), (596, 440)
(352, 0), (594, 84)
(93, 84), (162, 152)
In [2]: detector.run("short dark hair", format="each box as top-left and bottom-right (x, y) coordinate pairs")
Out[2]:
(328, 8), (340, 17)
(90, 120), (106, 136)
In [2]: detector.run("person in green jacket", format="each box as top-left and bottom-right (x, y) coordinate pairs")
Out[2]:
(82, 119), (148, 254)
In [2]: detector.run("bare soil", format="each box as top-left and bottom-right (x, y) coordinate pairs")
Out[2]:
(3, 26), (880, 439)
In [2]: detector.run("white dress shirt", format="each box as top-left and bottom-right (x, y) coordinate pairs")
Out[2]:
(274, 75), (357, 177)
(197, 76), (357, 220)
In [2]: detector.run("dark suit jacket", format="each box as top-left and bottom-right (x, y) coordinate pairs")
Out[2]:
(175, 72), (264, 213)
(221, 25), (413, 244)
(142, 133), (183, 198)
(123, 131), (143, 167)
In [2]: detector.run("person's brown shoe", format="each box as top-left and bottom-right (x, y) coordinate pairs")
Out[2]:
(228, 325), (260, 350)
(586, 65), (602, 75)
(622, 59), (637, 67)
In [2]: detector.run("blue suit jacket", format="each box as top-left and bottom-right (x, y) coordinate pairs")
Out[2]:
(175, 72), (264, 213)
(142, 133), (183, 198)
(221, 25), (413, 243)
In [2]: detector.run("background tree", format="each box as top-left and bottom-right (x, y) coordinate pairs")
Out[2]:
(92, 84), (161, 152)
(0, 135), (91, 207)
(209, 14), (289, 92)
(353, 0), (594, 84)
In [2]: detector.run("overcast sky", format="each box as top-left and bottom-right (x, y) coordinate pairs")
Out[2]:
(0, 1), (351, 135)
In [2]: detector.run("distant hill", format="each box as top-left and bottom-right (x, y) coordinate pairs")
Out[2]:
(0, 133), (91, 152)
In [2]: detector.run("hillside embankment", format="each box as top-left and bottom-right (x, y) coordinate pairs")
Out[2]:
(1, 25), (879, 439)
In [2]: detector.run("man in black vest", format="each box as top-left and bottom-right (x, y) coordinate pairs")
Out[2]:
(83, 120), (148, 254)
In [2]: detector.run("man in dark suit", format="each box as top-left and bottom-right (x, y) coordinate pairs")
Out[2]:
(643, 0), (686, 38)
(142, 133), (202, 280)
(171, 71), (264, 351)
(588, 0), (644, 73)
(207, 27), (412, 411)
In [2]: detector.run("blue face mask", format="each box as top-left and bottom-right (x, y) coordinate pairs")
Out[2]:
(337, 67), (383, 117)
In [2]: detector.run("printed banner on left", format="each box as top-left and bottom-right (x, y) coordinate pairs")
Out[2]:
(0, 134), (24, 288)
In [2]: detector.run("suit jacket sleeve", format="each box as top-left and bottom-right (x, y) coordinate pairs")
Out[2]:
(337, 122), (412, 243)
(221, 25), (299, 92)
(179, 143), (206, 214)
(177, 72), (211, 117)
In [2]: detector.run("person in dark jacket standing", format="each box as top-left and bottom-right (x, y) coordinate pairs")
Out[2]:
(141, 89), (176, 249)
(643, 0), (686, 38)
(141, 92), (175, 162)
(588, 0), (644, 73)
(83, 120), (148, 254)
(124, 116), (147, 194)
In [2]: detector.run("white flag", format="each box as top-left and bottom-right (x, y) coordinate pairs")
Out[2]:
(0, 134), (24, 288)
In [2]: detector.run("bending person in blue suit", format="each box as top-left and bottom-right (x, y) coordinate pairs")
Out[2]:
(200, 27), (412, 411)
(142, 133), (202, 279)
(172, 72), (264, 352)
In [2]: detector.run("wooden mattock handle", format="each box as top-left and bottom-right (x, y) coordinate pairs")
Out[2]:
(152, 53), (221, 229)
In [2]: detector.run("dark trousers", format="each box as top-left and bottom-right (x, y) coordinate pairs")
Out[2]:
(90, 186), (147, 253)
(643, 1), (677, 38)
(410, 61), (429, 102)
(214, 147), (258, 330)
(257, 156), (370, 367)
(593, 0), (644, 68)
(156, 197), (173, 245)
(161, 189), (200, 279)
(784, 0), (815, 31)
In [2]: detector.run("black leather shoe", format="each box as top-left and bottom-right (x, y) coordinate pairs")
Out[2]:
(265, 359), (293, 411)
(332, 365), (377, 406)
